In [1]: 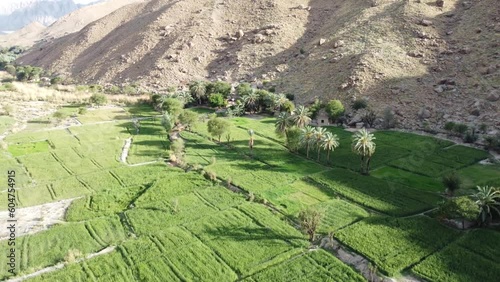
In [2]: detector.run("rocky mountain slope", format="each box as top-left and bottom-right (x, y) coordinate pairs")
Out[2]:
(0, 0), (92, 32)
(17, 0), (500, 130)
(0, 0), (145, 47)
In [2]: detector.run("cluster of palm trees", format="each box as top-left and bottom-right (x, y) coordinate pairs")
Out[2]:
(274, 105), (376, 174)
(300, 126), (339, 162)
(275, 105), (311, 137)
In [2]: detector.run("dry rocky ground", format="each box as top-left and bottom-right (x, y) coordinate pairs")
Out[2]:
(10, 0), (500, 131)
(0, 0), (146, 48)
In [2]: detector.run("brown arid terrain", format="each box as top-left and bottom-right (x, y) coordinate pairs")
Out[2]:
(16, 0), (500, 131)
(0, 0), (146, 48)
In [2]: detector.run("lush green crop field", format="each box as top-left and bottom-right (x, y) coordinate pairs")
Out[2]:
(27, 250), (136, 282)
(0, 154), (32, 188)
(127, 119), (169, 164)
(8, 141), (50, 157)
(243, 249), (365, 282)
(309, 168), (441, 216)
(76, 107), (130, 124)
(186, 207), (307, 276)
(17, 152), (71, 181)
(413, 230), (500, 282)
(2, 105), (498, 282)
(371, 166), (443, 192)
(0, 216), (126, 280)
(65, 186), (143, 221)
(335, 216), (460, 276)
(457, 164), (500, 189)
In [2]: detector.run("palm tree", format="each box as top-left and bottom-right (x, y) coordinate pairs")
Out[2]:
(474, 186), (500, 226)
(275, 112), (291, 138)
(272, 93), (288, 112)
(189, 81), (206, 105)
(352, 128), (376, 175)
(300, 126), (316, 158)
(290, 105), (311, 128)
(312, 127), (327, 161)
(321, 132), (340, 163)
(243, 91), (260, 113)
(248, 129), (255, 155)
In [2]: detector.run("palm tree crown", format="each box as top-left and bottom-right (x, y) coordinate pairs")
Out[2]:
(290, 105), (311, 128)
(300, 126), (316, 158)
(243, 91), (260, 112)
(275, 112), (291, 137)
(474, 186), (500, 225)
(321, 132), (340, 162)
(352, 128), (376, 157)
(352, 128), (376, 175)
(312, 127), (327, 161)
(189, 81), (206, 104)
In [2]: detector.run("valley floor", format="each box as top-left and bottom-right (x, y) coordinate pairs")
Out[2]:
(0, 105), (499, 281)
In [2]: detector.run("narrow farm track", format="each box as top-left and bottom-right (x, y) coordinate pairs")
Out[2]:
(6, 246), (116, 282)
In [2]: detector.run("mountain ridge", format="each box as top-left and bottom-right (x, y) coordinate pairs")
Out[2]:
(16, 0), (500, 130)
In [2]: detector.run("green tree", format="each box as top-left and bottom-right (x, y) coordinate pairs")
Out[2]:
(438, 196), (480, 229)
(170, 138), (185, 161)
(178, 110), (198, 131)
(162, 113), (174, 133)
(4, 65), (15, 76)
(286, 127), (301, 152)
(309, 98), (323, 120)
(474, 186), (500, 226)
(52, 111), (67, 124)
(236, 82), (253, 96)
(271, 93), (288, 112)
(290, 105), (311, 128)
(275, 112), (290, 137)
(298, 209), (323, 243)
(161, 98), (184, 120)
(300, 126), (316, 159)
(208, 93), (227, 108)
(442, 172), (461, 196)
(312, 127), (327, 161)
(321, 132), (340, 163)
(325, 100), (344, 121)
(281, 100), (295, 114)
(207, 81), (232, 97)
(207, 117), (230, 142)
(243, 91), (260, 113)
(89, 93), (107, 106)
(352, 129), (376, 175)
(255, 89), (271, 111)
(189, 81), (207, 104)
(50, 76), (63, 85)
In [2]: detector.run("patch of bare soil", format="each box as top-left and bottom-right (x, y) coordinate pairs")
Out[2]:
(0, 198), (77, 240)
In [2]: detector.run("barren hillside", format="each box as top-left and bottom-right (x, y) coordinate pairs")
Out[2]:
(17, 0), (500, 130)
(0, 0), (145, 47)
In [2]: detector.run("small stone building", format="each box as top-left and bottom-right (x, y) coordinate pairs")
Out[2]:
(312, 109), (330, 126)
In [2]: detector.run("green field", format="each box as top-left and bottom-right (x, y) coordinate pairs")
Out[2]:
(0, 105), (499, 281)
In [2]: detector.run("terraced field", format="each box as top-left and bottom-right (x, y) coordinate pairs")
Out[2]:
(0, 106), (499, 281)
